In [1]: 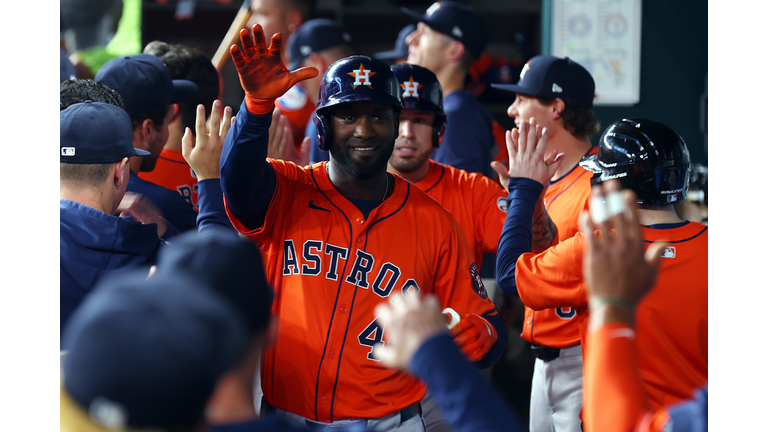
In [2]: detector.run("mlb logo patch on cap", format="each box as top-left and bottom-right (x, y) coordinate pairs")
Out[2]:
(62, 147), (76, 157)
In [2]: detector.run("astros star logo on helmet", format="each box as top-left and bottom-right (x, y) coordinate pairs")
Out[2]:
(348, 64), (376, 89)
(400, 76), (423, 99)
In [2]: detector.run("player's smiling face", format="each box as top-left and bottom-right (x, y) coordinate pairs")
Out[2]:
(328, 101), (398, 180)
(389, 109), (435, 175)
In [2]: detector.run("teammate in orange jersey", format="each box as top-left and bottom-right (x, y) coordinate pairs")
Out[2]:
(387, 63), (511, 269)
(581, 179), (707, 432)
(387, 62), (522, 432)
(491, 54), (601, 432)
(219, 26), (505, 430)
(139, 42), (220, 212)
(496, 117), (707, 429)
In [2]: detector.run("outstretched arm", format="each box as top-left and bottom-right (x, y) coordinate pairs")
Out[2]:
(495, 119), (562, 295)
(219, 25), (317, 231)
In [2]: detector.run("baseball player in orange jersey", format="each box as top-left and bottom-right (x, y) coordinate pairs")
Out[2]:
(496, 117), (707, 430)
(386, 63), (512, 432)
(580, 179), (707, 432)
(491, 55), (601, 432)
(219, 26), (505, 430)
(138, 42), (222, 212)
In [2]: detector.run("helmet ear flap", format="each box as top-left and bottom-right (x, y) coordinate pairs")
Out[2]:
(315, 112), (333, 151)
(432, 116), (446, 148)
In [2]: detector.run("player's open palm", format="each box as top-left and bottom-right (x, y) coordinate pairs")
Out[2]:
(506, 118), (563, 186)
(580, 179), (667, 304)
(230, 24), (318, 101)
(182, 100), (233, 181)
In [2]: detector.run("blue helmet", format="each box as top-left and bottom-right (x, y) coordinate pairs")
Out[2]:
(391, 63), (447, 148)
(314, 55), (403, 151)
(579, 118), (691, 205)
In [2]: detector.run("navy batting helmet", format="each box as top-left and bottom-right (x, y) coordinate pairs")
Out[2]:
(391, 63), (447, 148)
(314, 55), (403, 151)
(579, 118), (691, 205)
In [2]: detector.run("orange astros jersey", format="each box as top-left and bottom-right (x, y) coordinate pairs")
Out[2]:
(276, 84), (316, 153)
(225, 160), (497, 422)
(412, 160), (508, 267)
(519, 151), (595, 347)
(137, 148), (199, 211)
(515, 221), (708, 412)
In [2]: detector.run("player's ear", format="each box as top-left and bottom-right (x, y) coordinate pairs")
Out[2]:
(552, 98), (566, 120)
(447, 40), (465, 62)
(172, 103), (180, 122)
(306, 52), (325, 72)
(141, 118), (155, 143)
(114, 157), (129, 188)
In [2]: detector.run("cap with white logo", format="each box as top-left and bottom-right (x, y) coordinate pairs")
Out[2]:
(401, 1), (489, 59)
(491, 55), (596, 109)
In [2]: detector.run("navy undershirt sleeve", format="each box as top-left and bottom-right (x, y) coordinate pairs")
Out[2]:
(495, 178), (544, 296)
(195, 179), (236, 234)
(220, 100), (277, 231)
(410, 333), (525, 432)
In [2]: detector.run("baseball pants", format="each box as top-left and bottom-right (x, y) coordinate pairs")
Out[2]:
(529, 344), (583, 432)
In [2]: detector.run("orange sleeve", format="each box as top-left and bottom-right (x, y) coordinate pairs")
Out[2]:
(434, 218), (497, 317)
(584, 323), (648, 432)
(471, 173), (508, 255)
(514, 233), (588, 310)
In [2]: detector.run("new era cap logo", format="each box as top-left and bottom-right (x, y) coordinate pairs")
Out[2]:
(451, 26), (463, 38)
(400, 76), (423, 98)
(347, 64), (376, 88)
(62, 147), (75, 156)
(552, 83), (563, 93)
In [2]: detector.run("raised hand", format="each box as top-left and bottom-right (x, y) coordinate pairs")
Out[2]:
(230, 24), (318, 111)
(182, 100), (233, 181)
(505, 118), (563, 186)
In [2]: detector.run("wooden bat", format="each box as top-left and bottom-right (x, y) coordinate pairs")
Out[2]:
(212, 0), (252, 71)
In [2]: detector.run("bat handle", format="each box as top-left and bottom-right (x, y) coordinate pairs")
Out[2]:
(442, 308), (461, 330)
(212, 2), (252, 71)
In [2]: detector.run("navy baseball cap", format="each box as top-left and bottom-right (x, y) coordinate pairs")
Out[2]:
(61, 270), (248, 431)
(287, 18), (352, 71)
(401, 1), (489, 59)
(95, 54), (199, 116)
(60, 101), (151, 163)
(155, 227), (274, 336)
(374, 24), (416, 61)
(491, 55), (596, 109)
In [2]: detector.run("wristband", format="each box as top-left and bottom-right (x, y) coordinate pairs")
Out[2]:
(245, 97), (275, 116)
(588, 295), (635, 311)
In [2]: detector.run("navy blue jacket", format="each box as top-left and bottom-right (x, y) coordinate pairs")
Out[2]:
(60, 200), (165, 341)
(127, 171), (198, 233)
(431, 91), (496, 179)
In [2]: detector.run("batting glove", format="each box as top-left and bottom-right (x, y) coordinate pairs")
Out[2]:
(230, 24), (318, 115)
(450, 313), (498, 362)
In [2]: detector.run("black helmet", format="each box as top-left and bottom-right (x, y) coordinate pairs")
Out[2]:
(579, 118), (691, 205)
(390, 63), (446, 147)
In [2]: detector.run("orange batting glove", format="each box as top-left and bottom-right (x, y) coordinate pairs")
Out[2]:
(229, 24), (318, 115)
(450, 313), (498, 362)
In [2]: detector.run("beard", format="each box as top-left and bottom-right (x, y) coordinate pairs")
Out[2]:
(329, 138), (395, 180)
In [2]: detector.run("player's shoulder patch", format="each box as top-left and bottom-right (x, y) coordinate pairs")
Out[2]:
(469, 262), (488, 299)
(277, 85), (308, 111)
(496, 197), (508, 213)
